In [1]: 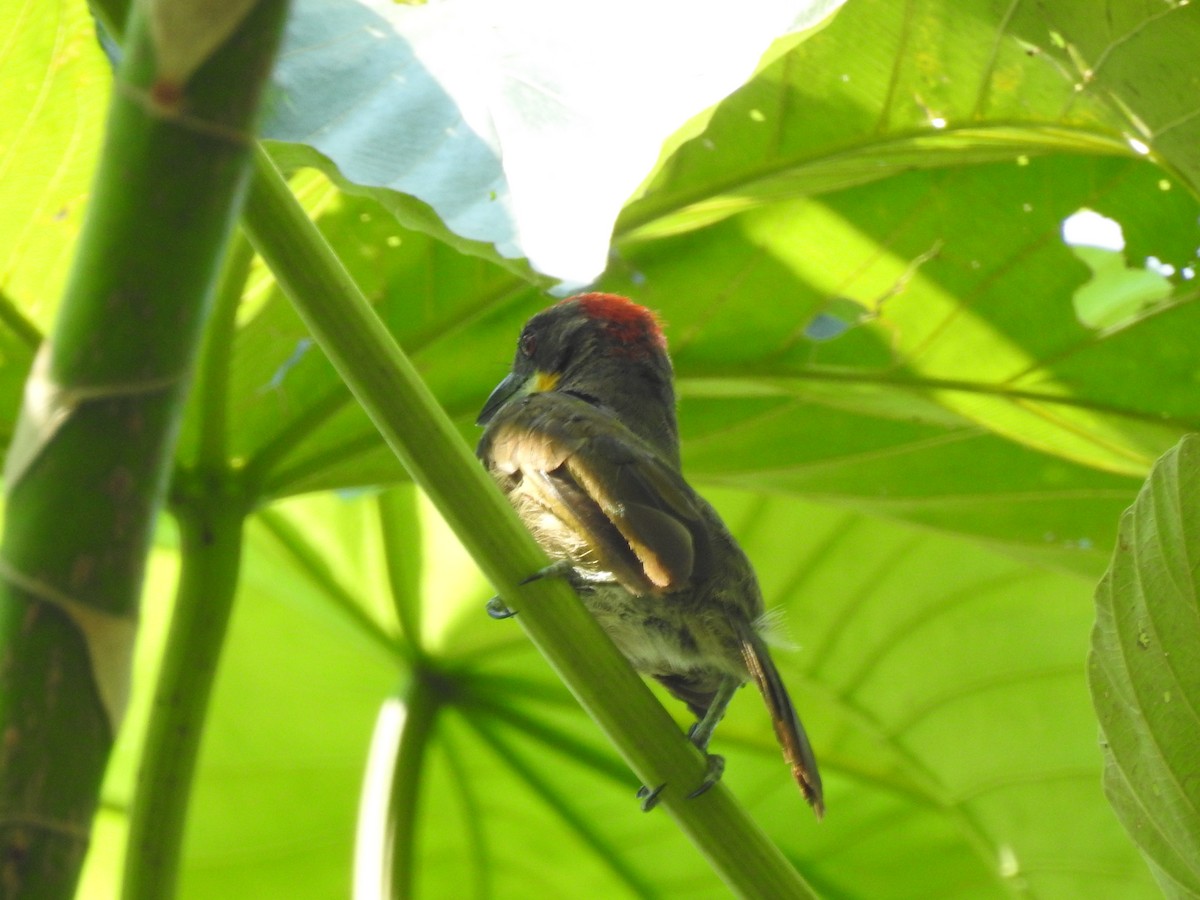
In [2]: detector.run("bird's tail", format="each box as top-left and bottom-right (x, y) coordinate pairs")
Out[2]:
(741, 631), (825, 818)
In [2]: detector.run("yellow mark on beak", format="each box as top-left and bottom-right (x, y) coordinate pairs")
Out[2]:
(533, 371), (560, 392)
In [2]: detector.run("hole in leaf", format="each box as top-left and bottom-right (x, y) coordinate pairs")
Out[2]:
(1061, 209), (1173, 329)
(804, 297), (871, 341)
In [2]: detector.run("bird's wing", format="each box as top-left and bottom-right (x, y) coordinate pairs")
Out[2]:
(479, 392), (704, 596)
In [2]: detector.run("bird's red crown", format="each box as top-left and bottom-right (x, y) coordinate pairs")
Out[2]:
(569, 293), (667, 357)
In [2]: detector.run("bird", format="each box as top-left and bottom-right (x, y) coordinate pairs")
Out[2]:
(475, 292), (823, 816)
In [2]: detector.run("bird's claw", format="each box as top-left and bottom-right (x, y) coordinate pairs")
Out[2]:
(636, 782), (667, 812)
(517, 559), (575, 586)
(686, 754), (725, 799)
(485, 596), (516, 619)
(637, 753), (725, 811)
(488, 560), (576, 619)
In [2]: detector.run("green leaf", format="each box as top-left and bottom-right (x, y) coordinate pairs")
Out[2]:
(0, 0), (106, 336)
(131, 488), (1155, 897)
(171, 0), (1200, 583)
(263, 0), (848, 284)
(209, 0), (1200, 569)
(618, 0), (1137, 240)
(606, 154), (1195, 566)
(1029, 1), (1200, 197)
(1090, 435), (1200, 897)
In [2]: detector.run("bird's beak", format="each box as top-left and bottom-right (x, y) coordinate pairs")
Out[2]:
(476, 371), (528, 426)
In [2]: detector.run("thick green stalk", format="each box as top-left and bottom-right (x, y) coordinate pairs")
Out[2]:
(242, 150), (817, 899)
(0, 1), (288, 896)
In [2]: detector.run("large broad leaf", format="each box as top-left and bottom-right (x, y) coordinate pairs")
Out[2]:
(611, 0), (1200, 483)
(263, 0), (848, 286)
(175, 0), (1198, 580)
(1090, 435), (1200, 898)
(191, 154), (1189, 576)
(97, 487), (1153, 897)
(620, 0), (1200, 232)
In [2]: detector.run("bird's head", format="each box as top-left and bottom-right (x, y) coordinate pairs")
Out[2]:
(477, 294), (679, 458)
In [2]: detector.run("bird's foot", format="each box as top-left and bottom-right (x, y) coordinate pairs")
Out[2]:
(485, 596), (516, 619)
(637, 752), (725, 811)
(486, 560), (575, 620)
(518, 558), (575, 586)
(686, 753), (725, 799)
(636, 781), (666, 812)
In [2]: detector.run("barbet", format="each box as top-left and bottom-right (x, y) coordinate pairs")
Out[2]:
(476, 293), (823, 816)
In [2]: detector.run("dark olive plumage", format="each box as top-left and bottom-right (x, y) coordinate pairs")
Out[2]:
(477, 293), (823, 815)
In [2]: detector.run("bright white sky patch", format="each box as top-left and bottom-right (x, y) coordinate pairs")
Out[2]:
(1061, 209), (1125, 251)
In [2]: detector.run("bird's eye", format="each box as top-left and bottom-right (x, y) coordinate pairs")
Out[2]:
(519, 329), (537, 358)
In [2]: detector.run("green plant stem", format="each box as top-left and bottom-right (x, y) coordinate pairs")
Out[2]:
(0, 287), (42, 351)
(194, 230), (256, 469)
(385, 670), (443, 900)
(0, 1), (288, 895)
(378, 487), (425, 654)
(242, 147), (817, 899)
(122, 485), (248, 900)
